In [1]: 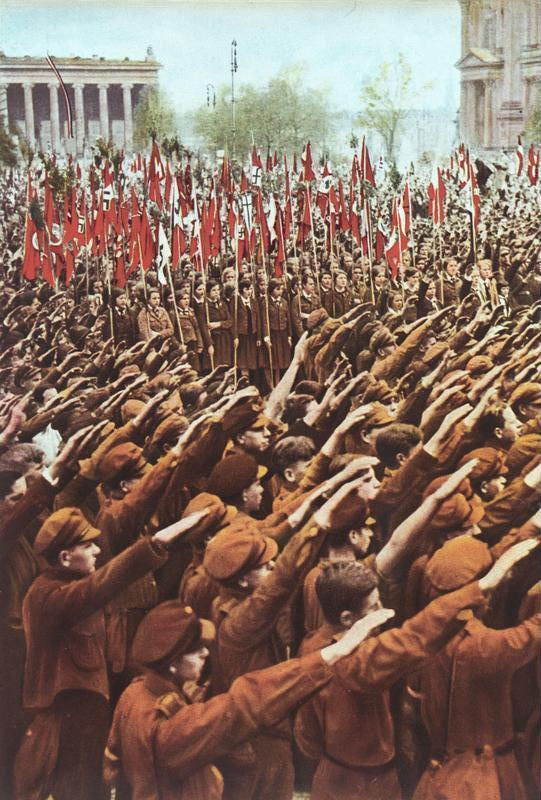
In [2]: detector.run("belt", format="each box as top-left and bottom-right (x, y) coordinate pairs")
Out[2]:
(323, 752), (396, 773)
(431, 739), (515, 765)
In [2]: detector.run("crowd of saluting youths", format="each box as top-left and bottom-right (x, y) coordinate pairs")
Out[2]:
(0, 139), (540, 800)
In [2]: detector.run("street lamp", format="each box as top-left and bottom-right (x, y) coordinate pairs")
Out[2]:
(231, 39), (238, 160)
(206, 83), (217, 159)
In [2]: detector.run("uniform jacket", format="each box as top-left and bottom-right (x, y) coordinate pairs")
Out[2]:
(295, 582), (486, 770)
(233, 297), (261, 338)
(22, 537), (166, 711)
(261, 296), (292, 336)
(105, 652), (331, 800)
(413, 613), (540, 800)
(178, 308), (203, 348)
(138, 306), (175, 342)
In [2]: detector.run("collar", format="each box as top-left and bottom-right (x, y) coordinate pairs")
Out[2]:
(143, 670), (180, 698)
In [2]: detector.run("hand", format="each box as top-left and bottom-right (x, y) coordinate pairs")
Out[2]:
(49, 424), (95, 478)
(333, 403), (375, 437)
(320, 608), (396, 665)
(479, 539), (539, 592)
(424, 403), (472, 456)
(314, 477), (369, 532)
(152, 509), (211, 548)
(132, 388), (169, 428)
(234, 337), (239, 348)
(431, 459), (478, 502)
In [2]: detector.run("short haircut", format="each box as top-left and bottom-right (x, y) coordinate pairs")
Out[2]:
(0, 469), (24, 499)
(375, 424), (422, 469)
(272, 436), (315, 475)
(282, 394), (313, 425)
(316, 560), (377, 625)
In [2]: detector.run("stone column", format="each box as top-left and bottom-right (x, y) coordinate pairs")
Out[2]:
(460, 81), (468, 141)
(23, 82), (35, 145)
(48, 83), (61, 152)
(483, 79), (494, 149)
(73, 82), (85, 155)
(122, 83), (133, 151)
(98, 83), (109, 140)
(0, 83), (8, 129)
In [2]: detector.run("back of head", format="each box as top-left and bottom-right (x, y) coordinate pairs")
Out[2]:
(316, 560), (377, 626)
(375, 424), (422, 469)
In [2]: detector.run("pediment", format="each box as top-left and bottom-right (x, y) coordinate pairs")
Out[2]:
(456, 48), (503, 70)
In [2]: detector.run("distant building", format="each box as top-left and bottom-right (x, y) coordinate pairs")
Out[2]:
(0, 48), (161, 156)
(456, 0), (541, 150)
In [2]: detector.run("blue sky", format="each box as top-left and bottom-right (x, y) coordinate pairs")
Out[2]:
(1, 0), (461, 116)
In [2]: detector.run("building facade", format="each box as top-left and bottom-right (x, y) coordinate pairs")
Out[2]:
(456, 0), (541, 150)
(0, 49), (161, 156)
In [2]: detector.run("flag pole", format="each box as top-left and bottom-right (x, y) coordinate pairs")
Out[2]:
(259, 221), (274, 387)
(168, 194), (184, 346)
(233, 224), (239, 387)
(365, 196), (375, 305)
(105, 238), (116, 346)
(306, 186), (320, 296)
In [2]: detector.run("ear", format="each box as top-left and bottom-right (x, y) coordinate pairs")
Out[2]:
(237, 575), (249, 590)
(480, 480), (489, 496)
(339, 609), (354, 629)
(396, 452), (407, 466)
(119, 479), (131, 495)
(283, 467), (295, 484)
(58, 549), (71, 568)
(348, 530), (359, 546)
(241, 488), (248, 505)
(493, 426), (503, 440)
(236, 432), (245, 446)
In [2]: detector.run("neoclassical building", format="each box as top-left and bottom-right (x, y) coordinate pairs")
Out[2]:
(0, 48), (161, 155)
(456, 0), (541, 149)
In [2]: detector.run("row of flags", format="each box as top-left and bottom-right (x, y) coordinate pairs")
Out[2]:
(516, 138), (540, 185)
(21, 135), (538, 290)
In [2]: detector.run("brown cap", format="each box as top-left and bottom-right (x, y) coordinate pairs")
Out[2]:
(98, 442), (148, 485)
(369, 328), (394, 354)
(204, 522), (278, 581)
(181, 492), (237, 544)
(34, 507), (100, 558)
(361, 380), (394, 404)
(149, 414), (189, 448)
(205, 454), (267, 500)
(423, 490), (485, 533)
(120, 399), (146, 423)
(328, 492), (368, 533)
(307, 308), (329, 331)
(509, 382), (541, 410)
(457, 448), (508, 482)
(465, 355), (493, 376)
(424, 535), (492, 591)
(131, 600), (215, 667)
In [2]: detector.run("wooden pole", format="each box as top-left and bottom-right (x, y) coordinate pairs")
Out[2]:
(306, 186), (320, 296)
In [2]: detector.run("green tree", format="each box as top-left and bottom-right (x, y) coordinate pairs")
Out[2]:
(0, 122), (17, 167)
(133, 86), (178, 151)
(525, 95), (541, 143)
(191, 64), (336, 161)
(355, 53), (432, 164)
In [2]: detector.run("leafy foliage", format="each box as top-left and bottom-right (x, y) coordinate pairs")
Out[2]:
(0, 122), (17, 167)
(133, 86), (178, 151)
(38, 152), (76, 200)
(191, 64), (336, 160)
(525, 95), (541, 143)
(355, 53), (432, 164)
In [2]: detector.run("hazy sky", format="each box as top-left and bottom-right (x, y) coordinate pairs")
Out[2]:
(1, 0), (461, 116)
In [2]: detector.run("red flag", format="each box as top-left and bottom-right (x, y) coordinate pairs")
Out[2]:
(360, 137), (376, 187)
(139, 205), (155, 270)
(22, 175), (41, 281)
(338, 179), (350, 232)
(349, 182), (360, 245)
(148, 140), (164, 209)
(375, 217), (387, 263)
(301, 142), (316, 182)
(427, 167), (446, 226)
(251, 147), (263, 187)
(316, 163), (331, 217)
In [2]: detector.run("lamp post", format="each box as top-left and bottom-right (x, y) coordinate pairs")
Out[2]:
(231, 39), (238, 160)
(207, 83), (216, 159)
